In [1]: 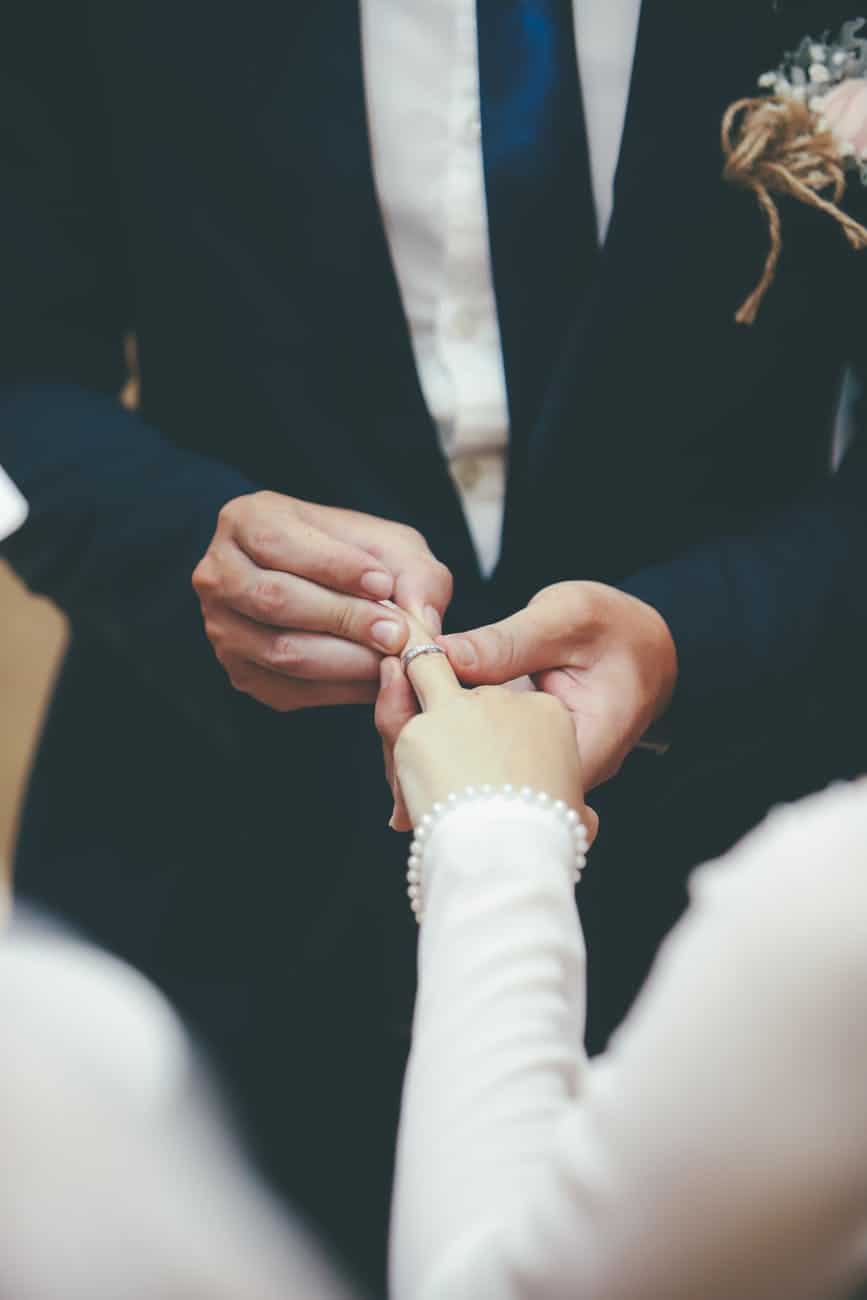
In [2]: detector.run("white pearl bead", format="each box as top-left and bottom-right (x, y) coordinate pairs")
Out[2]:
(464, 786), (476, 799)
(407, 884), (420, 899)
(411, 898), (421, 913)
(415, 825), (428, 842)
(553, 800), (567, 816)
(502, 784), (514, 798)
(536, 792), (550, 808)
(576, 854), (587, 870)
(565, 809), (579, 827)
(480, 784), (493, 797)
(519, 786), (534, 802)
(408, 854), (420, 869)
(432, 802), (444, 818)
(421, 814), (433, 829)
(407, 869), (420, 884)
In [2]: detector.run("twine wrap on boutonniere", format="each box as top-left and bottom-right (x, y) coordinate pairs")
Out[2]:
(723, 18), (867, 324)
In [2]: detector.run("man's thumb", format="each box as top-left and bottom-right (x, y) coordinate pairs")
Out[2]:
(438, 602), (565, 684)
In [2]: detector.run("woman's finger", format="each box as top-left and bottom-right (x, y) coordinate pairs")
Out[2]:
(375, 656), (419, 749)
(396, 605), (463, 712)
(376, 657), (417, 831)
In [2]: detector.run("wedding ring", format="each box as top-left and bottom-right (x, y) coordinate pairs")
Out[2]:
(401, 643), (446, 672)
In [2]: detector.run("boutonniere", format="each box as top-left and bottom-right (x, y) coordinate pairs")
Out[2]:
(723, 17), (867, 323)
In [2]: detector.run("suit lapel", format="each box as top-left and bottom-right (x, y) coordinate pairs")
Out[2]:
(518, 2), (796, 488)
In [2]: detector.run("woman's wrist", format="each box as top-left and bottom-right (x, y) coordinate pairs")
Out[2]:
(406, 785), (590, 923)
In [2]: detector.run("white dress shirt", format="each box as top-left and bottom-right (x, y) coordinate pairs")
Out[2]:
(0, 465), (27, 542)
(392, 781), (867, 1298)
(362, 1), (642, 575)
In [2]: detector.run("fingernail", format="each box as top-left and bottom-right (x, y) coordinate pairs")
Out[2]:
(444, 637), (476, 669)
(388, 806), (398, 830)
(361, 570), (393, 600)
(424, 605), (442, 637)
(372, 619), (403, 653)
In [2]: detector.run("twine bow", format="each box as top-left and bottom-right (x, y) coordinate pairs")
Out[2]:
(722, 95), (867, 324)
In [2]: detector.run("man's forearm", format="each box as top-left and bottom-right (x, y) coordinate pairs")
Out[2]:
(620, 496), (867, 748)
(0, 382), (264, 754)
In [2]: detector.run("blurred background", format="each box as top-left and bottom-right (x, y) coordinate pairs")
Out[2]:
(0, 561), (66, 881)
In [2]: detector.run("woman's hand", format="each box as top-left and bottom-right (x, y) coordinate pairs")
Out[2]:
(376, 636), (596, 839)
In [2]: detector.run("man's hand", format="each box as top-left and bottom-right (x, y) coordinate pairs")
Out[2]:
(437, 582), (677, 790)
(193, 492), (453, 712)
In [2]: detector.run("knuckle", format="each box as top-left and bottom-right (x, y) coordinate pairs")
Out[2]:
(246, 529), (286, 569)
(192, 556), (217, 597)
(249, 489), (283, 512)
(431, 559), (454, 601)
(486, 624), (517, 669)
(398, 523), (427, 549)
(267, 634), (303, 674)
(250, 578), (287, 620)
(217, 495), (250, 530)
(332, 600), (357, 640)
(202, 615), (224, 651)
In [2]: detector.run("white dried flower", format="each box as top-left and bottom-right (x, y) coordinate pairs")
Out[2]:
(809, 44), (827, 62)
(809, 63), (832, 84)
(758, 71), (777, 88)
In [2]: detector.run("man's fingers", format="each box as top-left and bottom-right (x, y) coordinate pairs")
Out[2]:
(392, 561), (453, 633)
(224, 663), (378, 713)
(536, 666), (627, 792)
(203, 608), (384, 682)
(231, 496), (395, 601)
(318, 509), (453, 627)
(437, 598), (574, 685)
(199, 544), (410, 654)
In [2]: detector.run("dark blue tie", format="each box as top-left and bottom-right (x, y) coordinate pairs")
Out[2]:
(477, 1), (598, 441)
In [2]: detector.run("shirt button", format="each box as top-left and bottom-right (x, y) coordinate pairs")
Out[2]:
(451, 306), (477, 339)
(453, 456), (482, 491)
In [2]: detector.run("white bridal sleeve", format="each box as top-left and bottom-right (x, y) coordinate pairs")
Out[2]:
(390, 783), (867, 1300)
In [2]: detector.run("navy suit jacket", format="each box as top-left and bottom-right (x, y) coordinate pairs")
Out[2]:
(3, 2), (867, 1287)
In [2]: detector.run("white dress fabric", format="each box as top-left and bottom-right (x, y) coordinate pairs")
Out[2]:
(391, 782), (867, 1300)
(0, 914), (357, 1300)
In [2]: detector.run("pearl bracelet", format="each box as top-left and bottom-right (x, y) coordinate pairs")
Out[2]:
(406, 785), (590, 924)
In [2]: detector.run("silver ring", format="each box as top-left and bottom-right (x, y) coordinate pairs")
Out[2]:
(401, 643), (446, 672)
